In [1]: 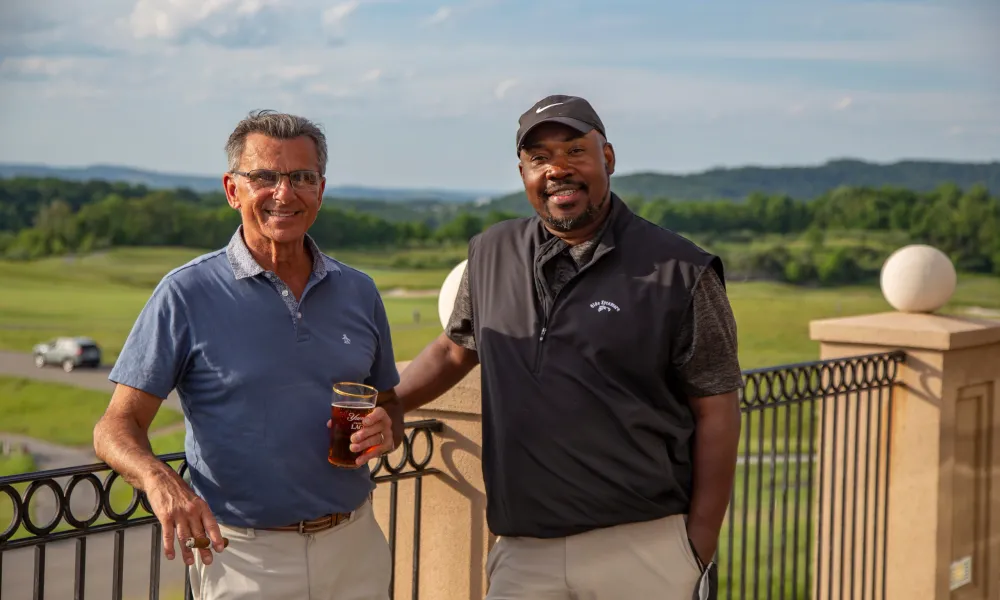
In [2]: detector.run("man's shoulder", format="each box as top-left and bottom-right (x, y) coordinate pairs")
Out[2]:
(472, 216), (537, 248)
(158, 249), (230, 292)
(320, 254), (379, 294)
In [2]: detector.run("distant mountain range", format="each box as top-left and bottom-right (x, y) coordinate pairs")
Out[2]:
(0, 163), (496, 204)
(484, 158), (1000, 214)
(3, 159), (997, 214)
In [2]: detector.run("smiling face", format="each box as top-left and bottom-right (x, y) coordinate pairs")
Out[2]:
(222, 132), (326, 248)
(518, 122), (615, 234)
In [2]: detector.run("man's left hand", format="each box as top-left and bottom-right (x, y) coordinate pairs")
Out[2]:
(686, 522), (717, 568)
(326, 406), (395, 467)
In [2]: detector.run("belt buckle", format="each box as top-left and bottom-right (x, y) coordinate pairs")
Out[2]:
(298, 520), (306, 534)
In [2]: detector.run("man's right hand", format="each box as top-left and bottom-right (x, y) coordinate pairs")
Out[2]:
(144, 470), (225, 566)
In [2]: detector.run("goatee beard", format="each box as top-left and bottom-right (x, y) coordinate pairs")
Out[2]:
(542, 193), (607, 232)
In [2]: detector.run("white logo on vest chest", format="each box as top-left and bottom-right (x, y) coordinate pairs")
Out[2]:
(342, 334), (351, 344)
(589, 300), (620, 313)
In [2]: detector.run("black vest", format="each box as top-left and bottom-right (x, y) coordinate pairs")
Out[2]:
(468, 194), (724, 538)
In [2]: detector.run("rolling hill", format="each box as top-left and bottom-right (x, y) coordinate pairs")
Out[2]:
(3, 158), (997, 221)
(483, 158), (1000, 215)
(0, 163), (494, 204)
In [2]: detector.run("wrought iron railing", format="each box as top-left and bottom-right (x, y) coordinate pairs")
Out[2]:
(0, 419), (443, 600)
(2, 352), (905, 600)
(716, 350), (904, 600)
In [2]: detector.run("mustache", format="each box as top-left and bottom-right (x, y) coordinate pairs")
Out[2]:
(545, 181), (587, 196)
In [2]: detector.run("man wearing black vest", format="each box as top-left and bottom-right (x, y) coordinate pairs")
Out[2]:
(393, 95), (743, 599)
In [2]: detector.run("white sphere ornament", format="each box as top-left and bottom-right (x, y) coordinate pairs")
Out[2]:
(879, 244), (956, 313)
(438, 259), (468, 330)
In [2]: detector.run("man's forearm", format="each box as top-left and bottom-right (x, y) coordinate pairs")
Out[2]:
(376, 392), (406, 448)
(687, 391), (742, 559)
(396, 333), (478, 413)
(93, 416), (180, 492)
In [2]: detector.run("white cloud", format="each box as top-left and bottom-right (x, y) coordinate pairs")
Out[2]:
(323, 0), (360, 30)
(361, 68), (382, 82)
(494, 78), (517, 99)
(126, 0), (279, 40)
(423, 6), (452, 26)
(834, 96), (853, 111)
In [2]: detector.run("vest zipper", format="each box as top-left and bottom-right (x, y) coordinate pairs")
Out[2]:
(533, 323), (548, 373)
(531, 243), (613, 375)
(530, 224), (617, 374)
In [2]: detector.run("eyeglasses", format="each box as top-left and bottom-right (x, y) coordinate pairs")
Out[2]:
(230, 169), (322, 190)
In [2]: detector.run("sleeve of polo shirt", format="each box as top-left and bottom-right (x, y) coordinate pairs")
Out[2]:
(108, 278), (191, 400)
(444, 264), (476, 351)
(366, 292), (401, 392)
(670, 265), (744, 399)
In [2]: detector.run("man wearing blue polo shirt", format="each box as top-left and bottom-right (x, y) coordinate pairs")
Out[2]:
(93, 110), (402, 599)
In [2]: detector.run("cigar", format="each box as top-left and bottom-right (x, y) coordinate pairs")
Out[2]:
(184, 536), (229, 550)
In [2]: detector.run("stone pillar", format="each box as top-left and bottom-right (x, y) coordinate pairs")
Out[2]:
(371, 361), (490, 600)
(808, 246), (1000, 600)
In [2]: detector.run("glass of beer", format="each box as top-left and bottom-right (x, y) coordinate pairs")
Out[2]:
(329, 382), (378, 468)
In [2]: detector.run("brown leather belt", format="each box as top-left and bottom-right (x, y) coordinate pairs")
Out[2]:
(263, 511), (353, 534)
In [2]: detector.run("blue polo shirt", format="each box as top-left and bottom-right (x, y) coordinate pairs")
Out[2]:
(109, 227), (400, 528)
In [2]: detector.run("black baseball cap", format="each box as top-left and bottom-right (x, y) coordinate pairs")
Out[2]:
(515, 94), (606, 155)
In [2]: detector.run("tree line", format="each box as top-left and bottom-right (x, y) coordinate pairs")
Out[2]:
(621, 182), (999, 281)
(0, 177), (997, 284)
(0, 178), (518, 260)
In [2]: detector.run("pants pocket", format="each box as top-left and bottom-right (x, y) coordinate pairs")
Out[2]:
(674, 516), (703, 576)
(486, 536), (505, 581)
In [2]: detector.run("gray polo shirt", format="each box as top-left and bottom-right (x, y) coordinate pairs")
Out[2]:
(109, 227), (399, 528)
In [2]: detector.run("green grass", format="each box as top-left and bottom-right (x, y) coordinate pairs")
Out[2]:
(331, 245), (468, 270)
(3, 246), (998, 367)
(0, 376), (183, 446)
(0, 450), (38, 543)
(0, 247), (451, 363)
(0, 449), (37, 476)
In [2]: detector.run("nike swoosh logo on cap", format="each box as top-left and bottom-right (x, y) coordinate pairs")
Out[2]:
(536, 102), (564, 113)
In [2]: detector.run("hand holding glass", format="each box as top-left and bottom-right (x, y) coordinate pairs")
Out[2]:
(328, 382), (378, 468)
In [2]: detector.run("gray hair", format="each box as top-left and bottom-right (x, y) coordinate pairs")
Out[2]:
(225, 109), (328, 176)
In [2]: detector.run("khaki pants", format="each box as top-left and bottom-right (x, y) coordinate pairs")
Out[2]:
(485, 513), (703, 600)
(190, 499), (392, 600)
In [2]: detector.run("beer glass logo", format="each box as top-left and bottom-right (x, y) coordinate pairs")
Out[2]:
(347, 411), (364, 430)
(589, 300), (620, 313)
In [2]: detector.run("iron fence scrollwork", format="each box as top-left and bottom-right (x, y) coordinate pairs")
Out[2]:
(0, 419), (443, 600)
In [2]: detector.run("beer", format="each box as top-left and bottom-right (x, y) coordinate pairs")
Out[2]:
(329, 382), (377, 468)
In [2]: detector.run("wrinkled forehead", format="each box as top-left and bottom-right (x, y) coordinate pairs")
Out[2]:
(240, 133), (320, 168)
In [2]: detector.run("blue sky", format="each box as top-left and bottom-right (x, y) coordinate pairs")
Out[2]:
(0, 0), (997, 192)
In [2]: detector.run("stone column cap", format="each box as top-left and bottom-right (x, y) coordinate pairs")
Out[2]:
(810, 311), (1000, 351)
